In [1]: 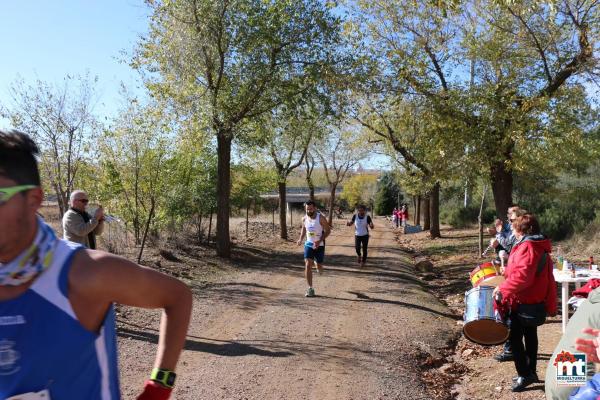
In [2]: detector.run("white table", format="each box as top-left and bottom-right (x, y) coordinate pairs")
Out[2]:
(553, 270), (600, 333)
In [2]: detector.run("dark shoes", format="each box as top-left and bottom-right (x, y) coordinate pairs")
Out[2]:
(512, 373), (538, 392)
(494, 352), (514, 362)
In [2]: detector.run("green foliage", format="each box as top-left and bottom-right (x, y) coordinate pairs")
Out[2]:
(440, 205), (495, 228)
(231, 164), (277, 211)
(1, 73), (100, 215)
(374, 171), (403, 215)
(340, 174), (378, 208)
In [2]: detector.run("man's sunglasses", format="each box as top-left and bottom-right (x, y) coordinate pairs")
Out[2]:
(76, 199), (89, 204)
(0, 185), (37, 205)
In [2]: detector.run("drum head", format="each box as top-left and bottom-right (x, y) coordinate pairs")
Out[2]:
(479, 275), (505, 287)
(463, 319), (509, 346)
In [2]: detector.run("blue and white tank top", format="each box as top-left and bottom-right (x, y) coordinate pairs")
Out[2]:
(0, 240), (120, 399)
(304, 213), (324, 247)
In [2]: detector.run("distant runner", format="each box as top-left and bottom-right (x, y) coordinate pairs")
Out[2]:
(296, 201), (331, 297)
(347, 205), (374, 267)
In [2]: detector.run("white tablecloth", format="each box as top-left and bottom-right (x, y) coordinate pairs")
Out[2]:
(553, 270), (600, 332)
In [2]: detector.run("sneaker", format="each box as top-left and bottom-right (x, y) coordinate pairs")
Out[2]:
(512, 373), (537, 392)
(494, 352), (514, 362)
(512, 372), (538, 383)
(305, 287), (316, 297)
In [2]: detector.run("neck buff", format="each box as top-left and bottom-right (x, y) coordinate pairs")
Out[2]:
(0, 216), (58, 286)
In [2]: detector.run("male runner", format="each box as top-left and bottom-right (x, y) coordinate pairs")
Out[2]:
(296, 201), (331, 297)
(0, 130), (192, 399)
(347, 205), (374, 267)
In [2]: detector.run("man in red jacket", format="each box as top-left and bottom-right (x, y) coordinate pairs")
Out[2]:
(493, 213), (557, 392)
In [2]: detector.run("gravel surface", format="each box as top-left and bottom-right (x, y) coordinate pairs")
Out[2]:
(117, 219), (459, 399)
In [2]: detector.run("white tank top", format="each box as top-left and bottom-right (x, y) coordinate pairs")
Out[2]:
(355, 214), (369, 236)
(304, 213), (324, 247)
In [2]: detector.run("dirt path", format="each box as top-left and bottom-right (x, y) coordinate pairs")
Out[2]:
(117, 219), (458, 399)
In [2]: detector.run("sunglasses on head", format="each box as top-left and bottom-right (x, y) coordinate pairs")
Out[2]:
(0, 185), (37, 206)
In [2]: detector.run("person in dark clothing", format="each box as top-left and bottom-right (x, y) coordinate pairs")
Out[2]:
(347, 205), (374, 268)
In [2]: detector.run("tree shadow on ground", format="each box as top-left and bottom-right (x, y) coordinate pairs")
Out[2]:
(118, 326), (294, 358)
(313, 292), (461, 321)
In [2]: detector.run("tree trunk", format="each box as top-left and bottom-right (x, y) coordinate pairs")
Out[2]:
(208, 208), (213, 244)
(414, 196), (420, 225)
(197, 213), (203, 242)
(278, 181), (288, 239)
(327, 184), (337, 226)
(478, 184), (487, 257)
(272, 205), (275, 235)
(423, 196), (430, 230)
(246, 203), (250, 239)
(137, 197), (155, 264)
(429, 182), (441, 238)
(307, 178), (315, 202)
(216, 133), (232, 257)
(490, 160), (513, 222)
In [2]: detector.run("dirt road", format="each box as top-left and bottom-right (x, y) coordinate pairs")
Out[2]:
(117, 219), (458, 399)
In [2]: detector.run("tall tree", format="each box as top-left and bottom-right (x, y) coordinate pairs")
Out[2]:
(1, 74), (100, 216)
(349, 0), (600, 221)
(134, 0), (343, 257)
(257, 106), (315, 239)
(315, 125), (367, 225)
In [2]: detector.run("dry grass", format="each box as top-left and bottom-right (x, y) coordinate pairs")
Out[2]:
(562, 217), (600, 261)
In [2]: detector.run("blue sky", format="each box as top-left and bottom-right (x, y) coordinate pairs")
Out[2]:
(0, 1), (392, 169)
(0, 1), (150, 127)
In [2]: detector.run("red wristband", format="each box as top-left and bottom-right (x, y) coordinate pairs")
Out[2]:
(137, 380), (173, 400)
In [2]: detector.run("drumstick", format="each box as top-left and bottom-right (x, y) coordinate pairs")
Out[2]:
(481, 244), (493, 257)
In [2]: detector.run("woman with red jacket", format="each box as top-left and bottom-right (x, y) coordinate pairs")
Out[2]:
(493, 213), (557, 392)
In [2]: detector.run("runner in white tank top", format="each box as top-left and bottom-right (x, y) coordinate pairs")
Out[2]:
(347, 205), (374, 268)
(296, 201), (331, 297)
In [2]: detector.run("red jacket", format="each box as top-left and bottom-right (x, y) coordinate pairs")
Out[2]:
(498, 236), (557, 316)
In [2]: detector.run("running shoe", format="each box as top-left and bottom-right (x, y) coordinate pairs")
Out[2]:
(305, 287), (316, 297)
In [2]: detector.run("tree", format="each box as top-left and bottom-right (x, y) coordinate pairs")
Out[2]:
(374, 171), (403, 215)
(1, 73), (100, 216)
(263, 108), (314, 240)
(349, 0), (600, 221)
(98, 98), (171, 263)
(134, 0), (343, 257)
(315, 125), (367, 224)
(341, 174), (378, 210)
(304, 151), (317, 202)
(231, 164), (276, 239)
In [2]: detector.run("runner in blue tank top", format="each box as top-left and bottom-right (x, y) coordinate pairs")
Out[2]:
(0, 130), (192, 400)
(296, 201), (331, 298)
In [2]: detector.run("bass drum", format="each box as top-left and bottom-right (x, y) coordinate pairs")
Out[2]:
(463, 285), (509, 346)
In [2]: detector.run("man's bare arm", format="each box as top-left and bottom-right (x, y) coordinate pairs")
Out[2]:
(72, 250), (192, 371)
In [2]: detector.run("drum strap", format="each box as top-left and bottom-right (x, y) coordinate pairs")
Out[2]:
(535, 252), (548, 276)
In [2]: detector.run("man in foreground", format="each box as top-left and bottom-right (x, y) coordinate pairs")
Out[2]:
(0, 130), (192, 399)
(296, 201), (331, 297)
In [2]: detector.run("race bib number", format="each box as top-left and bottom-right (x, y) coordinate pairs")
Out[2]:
(7, 389), (51, 400)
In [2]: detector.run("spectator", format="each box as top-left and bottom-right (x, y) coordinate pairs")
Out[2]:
(493, 213), (557, 392)
(62, 190), (104, 249)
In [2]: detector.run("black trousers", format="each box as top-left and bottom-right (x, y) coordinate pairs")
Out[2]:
(509, 313), (538, 376)
(355, 235), (369, 262)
